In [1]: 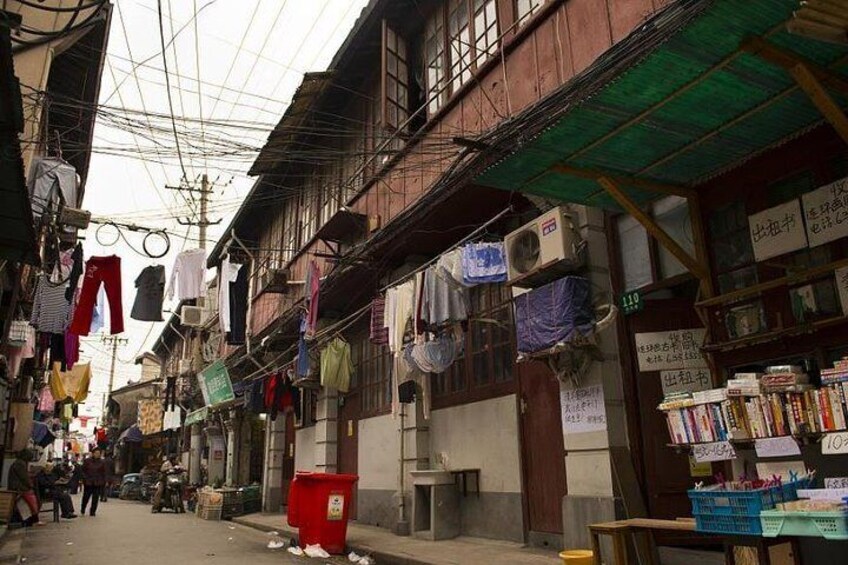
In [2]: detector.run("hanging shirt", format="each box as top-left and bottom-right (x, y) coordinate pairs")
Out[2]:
(166, 248), (207, 301)
(370, 296), (389, 345)
(305, 260), (321, 337)
(30, 274), (72, 334)
(65, 243), (84, 301)
(422, 265), (469, 327)
(384, 279), (416, 355)
(131, 265), (166, 322)
(320, 337), (353, 393)
(50, 362), (91, 403)
(27, 156), (78, 217)
(217, 256), (242, 334)
(461, 242), (508, 285)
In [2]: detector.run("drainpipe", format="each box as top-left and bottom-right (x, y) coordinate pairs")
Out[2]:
(397, 402), (407, 533)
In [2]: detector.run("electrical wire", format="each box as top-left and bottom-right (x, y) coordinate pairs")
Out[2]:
(157, 0), (189, 182)
(93, 221), (172, 259)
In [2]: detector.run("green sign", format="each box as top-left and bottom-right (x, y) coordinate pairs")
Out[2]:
(184, 407), (208, 426)
(198, 360), (235, 407)
(619, 290), (644, 316)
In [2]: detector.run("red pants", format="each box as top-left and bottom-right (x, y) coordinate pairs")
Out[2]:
(69, 255), (124, 335)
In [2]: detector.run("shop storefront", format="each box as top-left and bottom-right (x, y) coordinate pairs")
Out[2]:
(472, 0), (848, 560)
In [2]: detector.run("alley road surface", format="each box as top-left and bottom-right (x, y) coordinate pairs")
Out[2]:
(19, 496), (348, 564)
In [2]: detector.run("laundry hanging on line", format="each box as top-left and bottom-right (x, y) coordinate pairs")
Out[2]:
(460, 241), (507, 285)
(50, 362), (92, 403)
(131, 265), (165, 322)
(30, 274), (72, 334)
(217, 255), (242, 334)
(167, 248), (207, 301)
(320, 337), (353, 393)
(69, 255), (124, 335)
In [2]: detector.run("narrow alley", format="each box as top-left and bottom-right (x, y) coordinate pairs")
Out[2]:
(15, 497), (341, 565)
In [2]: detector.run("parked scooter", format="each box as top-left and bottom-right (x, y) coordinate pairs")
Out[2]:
(151, 466), (186, 513)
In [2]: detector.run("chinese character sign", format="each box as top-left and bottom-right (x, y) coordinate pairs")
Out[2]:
(560, 384), (607, 434)
(660, 368), (711, 397)
(198, 360), (235, 407)
(803, 177), (848, 248)
(634, 329), (707, 372)
(749, 199), (808, 262)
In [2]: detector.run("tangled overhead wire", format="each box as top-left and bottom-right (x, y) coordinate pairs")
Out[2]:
(93, 219), (171, 259)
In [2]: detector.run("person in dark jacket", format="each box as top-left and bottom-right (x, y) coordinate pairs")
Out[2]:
(68, 455), (83, 494)
(7, 449), (42, 526)
(35, 463), (76, 519)
(100, 455), (115, 502)
(81, 448), (107, 516)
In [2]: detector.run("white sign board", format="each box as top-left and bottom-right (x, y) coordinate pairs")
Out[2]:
(692, 441), (737, 463)
(825, 477), (848, 489)
(798, 488), (848, 501)
(836, 266), (848, 316)
(756, 460), (807, 481)
(749, 199), (808, 262)
(660, 368), (712, 397)
(560, 384), (607, 434)
(635, 329), (707, 372)
(822, 432), (848, 455)
(802, 176), (848, 248)
(755, 436), (801, 458)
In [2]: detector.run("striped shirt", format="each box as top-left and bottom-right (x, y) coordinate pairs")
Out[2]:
(30, 274), (71, 334)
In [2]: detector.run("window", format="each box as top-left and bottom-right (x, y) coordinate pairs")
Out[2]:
(352, 334), (392, 416)
(433, 284), (516, 406)
(710, 200), (757, 294)
(382, 21), (410, 133)
(422, 0), (500, 115)
(515, 0), (545, 24)
(616, 195), (696, 292)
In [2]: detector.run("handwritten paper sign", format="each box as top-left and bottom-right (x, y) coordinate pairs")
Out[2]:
(803, 176), (848, 248)
(825, 477), (848, 489)
(692, 441), (737, 463)
(749, 199), (808, 262)
(755, 436), (801, 458)
(635, 329), (707, 372)
(822, 431), (848, 455)
(660, 368), (712, 397)
(689, 456), (713, 478)
(799, 488), (848, 501)
(836, 266), (848, 316)
(560, 384), (607, 434)
(757, 461), (806, 481)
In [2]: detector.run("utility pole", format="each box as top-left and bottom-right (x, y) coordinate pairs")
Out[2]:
(101, 335), (128, 421)
(168, 174), (220, 250)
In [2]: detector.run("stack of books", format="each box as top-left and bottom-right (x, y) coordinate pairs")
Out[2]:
(660, 363), (848, 445)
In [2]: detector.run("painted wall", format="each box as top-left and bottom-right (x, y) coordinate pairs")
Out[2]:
(356, 414), (401, 531)
(294, 427), (317, 473)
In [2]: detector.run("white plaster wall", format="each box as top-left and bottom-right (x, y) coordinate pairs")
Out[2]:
(294, 427), (317, 473)
(357, 414), (399, 491)
(429, 395), (522, 493)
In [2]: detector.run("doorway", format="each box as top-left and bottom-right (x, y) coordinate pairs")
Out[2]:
(337, 390), (360, 519)
(518, 360), (567, 541)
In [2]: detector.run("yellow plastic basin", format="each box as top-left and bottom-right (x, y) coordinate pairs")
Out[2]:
(559, 549), (594, 565)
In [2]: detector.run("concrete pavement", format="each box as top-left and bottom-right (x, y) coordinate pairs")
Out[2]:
(15, 496), (348, 564)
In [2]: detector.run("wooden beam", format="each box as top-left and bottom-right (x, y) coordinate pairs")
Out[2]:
(786, 18), (848, 45)
(596, 176), (709, 281)
(741, 36), (848, 97)
(687, 193), (715, 299)
(789, 62), (848, 145)
(550, 164), (697, 198)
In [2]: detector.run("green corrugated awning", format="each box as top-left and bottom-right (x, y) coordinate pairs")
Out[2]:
(475, 0), (848, 209)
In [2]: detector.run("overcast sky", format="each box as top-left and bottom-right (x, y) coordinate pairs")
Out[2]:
(77, 0), (369, 417)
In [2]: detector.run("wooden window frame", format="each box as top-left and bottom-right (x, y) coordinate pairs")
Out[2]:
(422, 0), (500, 116)
(514, 0), (545, 25)
(432, 284), (517, 410)
(382, 20), (411, 134)
(351, 332), (393, 418)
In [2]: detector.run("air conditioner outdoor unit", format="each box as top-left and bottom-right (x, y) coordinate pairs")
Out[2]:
(180, 305), (206, 327)
(504, 206), (585, 288)
(178, 358), (193, 376)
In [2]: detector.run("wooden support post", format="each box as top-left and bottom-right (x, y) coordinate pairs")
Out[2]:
(789, 62), (848, 145)
(596, 177), (709, 283)
(741, 36), (848, 97)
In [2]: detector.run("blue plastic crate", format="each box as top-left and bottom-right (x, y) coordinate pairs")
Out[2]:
(688, 477), (811, 536)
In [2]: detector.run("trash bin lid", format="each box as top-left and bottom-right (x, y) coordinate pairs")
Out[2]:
(294, 471), (358, 483)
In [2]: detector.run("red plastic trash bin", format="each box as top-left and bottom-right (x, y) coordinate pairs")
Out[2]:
(287, 471), (359, 554)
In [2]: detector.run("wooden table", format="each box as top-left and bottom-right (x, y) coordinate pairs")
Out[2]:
(588, 518), (802, 565)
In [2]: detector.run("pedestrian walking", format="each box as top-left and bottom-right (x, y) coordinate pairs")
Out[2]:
(81, 448), (107, 516)
(68, 455), (83, 495)
(100, 454), (115, 502)
(6, 449), (44, 527)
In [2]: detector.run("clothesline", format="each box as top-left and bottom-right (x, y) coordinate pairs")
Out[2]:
(235, 205), (514, 384)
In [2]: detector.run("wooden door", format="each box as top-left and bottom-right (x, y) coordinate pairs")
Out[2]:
(625, 298), (709, 543)
(281, 411), (295, 506)
(519, 360), (567, 535)
(337, 390), (360, 519)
